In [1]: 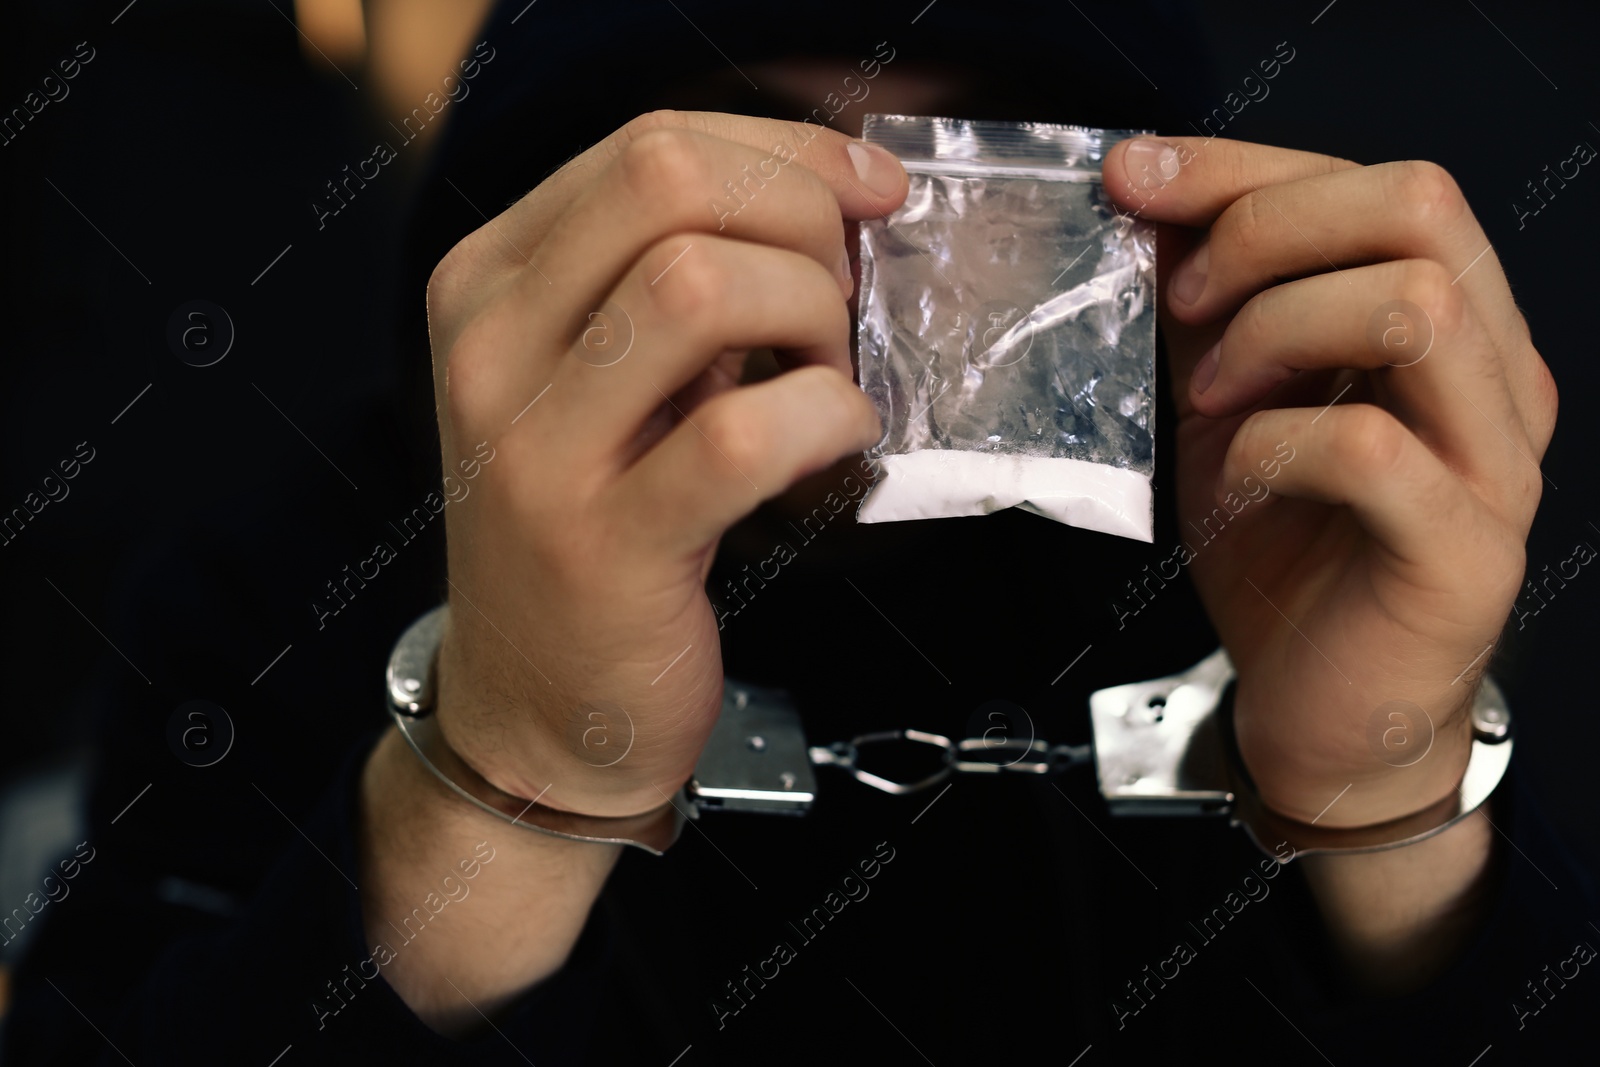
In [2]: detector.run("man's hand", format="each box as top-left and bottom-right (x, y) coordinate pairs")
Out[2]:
(1104, 137), (1554, 829)
(426, 111), (907, 818)
(360, 111), (907, 1032)
(1102, 137), (1555, 992)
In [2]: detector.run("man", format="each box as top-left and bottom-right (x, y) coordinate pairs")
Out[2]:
(7, 1), (1592, 1063)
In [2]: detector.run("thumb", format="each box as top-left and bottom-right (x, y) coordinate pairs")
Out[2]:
(687, 111), (911, 221)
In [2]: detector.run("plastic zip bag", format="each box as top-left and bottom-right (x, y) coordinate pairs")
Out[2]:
(854, 114), (1158, 542)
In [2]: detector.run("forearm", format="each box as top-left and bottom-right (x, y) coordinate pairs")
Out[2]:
(1299, 802), (1498, 996)
(357, 724), (621, 1036)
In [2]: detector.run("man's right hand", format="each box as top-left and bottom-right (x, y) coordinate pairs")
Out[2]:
(424, 110), (908, 818)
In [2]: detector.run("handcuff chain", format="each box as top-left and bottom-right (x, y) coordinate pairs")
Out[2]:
(808, 729), (1091, 796)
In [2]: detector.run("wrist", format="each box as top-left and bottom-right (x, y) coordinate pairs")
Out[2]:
(365, 722), (616, 851)
(358, 725), (621, 1033)
(433, 645), (694, 820)
(1233, 681), (1478, 829)
(361, 725), (623, 900)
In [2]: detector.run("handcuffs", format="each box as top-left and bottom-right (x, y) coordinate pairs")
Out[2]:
(388, 605), (1513, 860)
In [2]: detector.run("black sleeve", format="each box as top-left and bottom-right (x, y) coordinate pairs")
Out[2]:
(7, 728), (618, 1066)
(0, 395), (630, 1066)
(1251, 767), (1600, 1063)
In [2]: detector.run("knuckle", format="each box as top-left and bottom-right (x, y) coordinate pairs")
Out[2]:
(1531, 351), (1559, 435)
(1389, 159), (1465, 229)
(439, 314), (501, 424)
(617, 127), (709, 202)
(1230, 189), (1275, 257)
(1233, 408), (1283, 463)
(1506, 341), (1560, 468)
(1493, 457), (1544, 535)
(1519, 460), (1546, 509)
(795, 361), (855, 409)
(822, 369), (883, 443)
(819, 288), (853, 342)
(1396, 258), (1465, 339)
(617, 109), (688, 145)
(425, 237), (475, 324)
(796, 169), (844, 227)
(1232, 289), (1275, 354)
(643, 238), (724, 322)
(698, 401), (767, 475)
(786, 258), (852, 333)
(1332, 403), (1410, 476)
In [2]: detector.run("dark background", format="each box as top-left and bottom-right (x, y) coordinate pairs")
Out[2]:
(1, 0), (1596, 1051)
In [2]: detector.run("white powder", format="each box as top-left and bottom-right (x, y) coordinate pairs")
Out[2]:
(855, 450), (1154, 542)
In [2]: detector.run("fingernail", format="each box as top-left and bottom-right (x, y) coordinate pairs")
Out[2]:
(847, 141), (903, 197)
(836, 244), (854, 298)
(1171, 241), (1209, 306)
(1192, 342), (1221, 395)
(1123, 138), (1180, 189)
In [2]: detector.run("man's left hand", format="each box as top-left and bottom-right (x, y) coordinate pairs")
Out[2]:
(1103, 137), (1557, 828)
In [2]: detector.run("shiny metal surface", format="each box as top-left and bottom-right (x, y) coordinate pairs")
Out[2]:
(810, 729), (957, 796)
(390, 602), (1511, 859)
(688, 681), (816, 814)
(809, 728), (1090, 795)
(386, 602), (444, 714)
(1088, 647), (1238, 817)
(1089, 649), (1515, 858)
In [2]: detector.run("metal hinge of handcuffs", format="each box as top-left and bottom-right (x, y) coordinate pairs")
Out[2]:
(388, 606), (1513, 860)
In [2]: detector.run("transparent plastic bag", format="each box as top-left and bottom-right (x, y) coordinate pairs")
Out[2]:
(854, 114), (1158, 542)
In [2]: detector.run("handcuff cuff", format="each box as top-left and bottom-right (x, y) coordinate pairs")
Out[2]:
(388, 605), (1513, 860)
